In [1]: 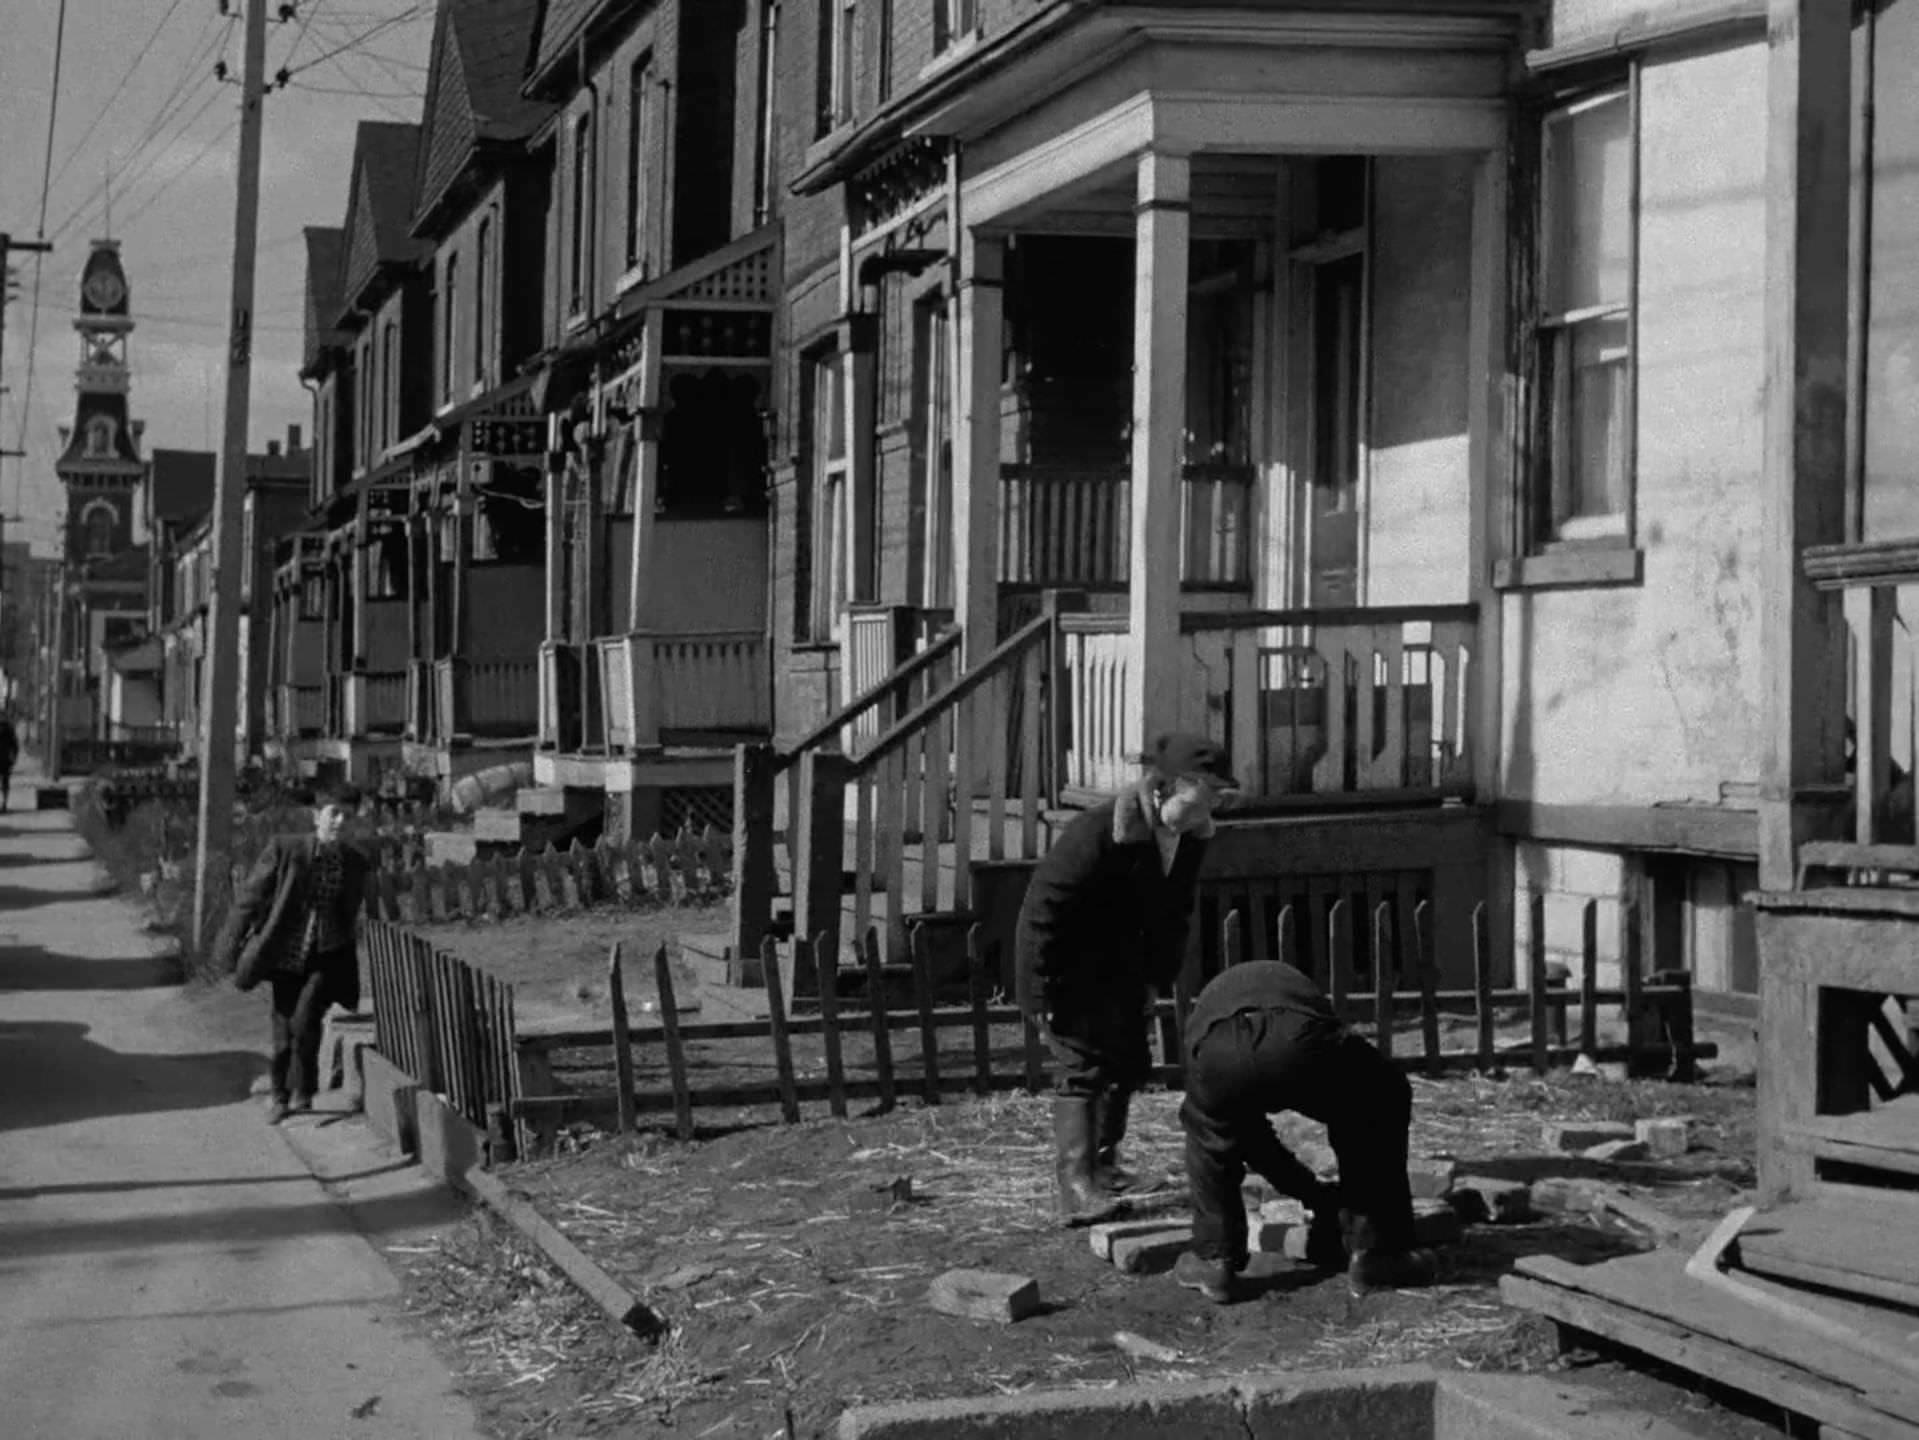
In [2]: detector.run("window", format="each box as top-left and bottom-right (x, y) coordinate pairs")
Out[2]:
(441, 252), (460, 405)
(816, 0), (855, 136)
(381, 321), (399, 453)
(473, 219), (489, 387)
(300, 573), (324, 621)
(934, 0), (977, 53)
(368, 528), (409, 600)
(876, 0), (892, 103)
(84, 416), (116, 458)
(1532, 85), (1635, 549)
(917, 301), (953, 609)
(625, 56), (652, 274)
(752, 1), (780, 225)
(569, 112), (593, 314)
(83, 503), (115, 558)
(804, 352), (847, 641)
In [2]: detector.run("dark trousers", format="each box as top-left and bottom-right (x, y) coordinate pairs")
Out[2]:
(269, 970), (331, 1103)
(1182, 1007), (1415, 1267)
(1045, 988), (1153, 1100)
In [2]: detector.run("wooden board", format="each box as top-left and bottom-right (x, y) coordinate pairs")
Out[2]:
(1508, 1252), (1919, 1427)
(1739, 1191), (1919, 1313)
(1786, 1097), (1919, 1178)
(1499, 1273), (1919, 1440)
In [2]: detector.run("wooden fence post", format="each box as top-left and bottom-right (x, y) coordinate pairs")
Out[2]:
(1580, 899), (1600, 1058)
(911, 923), (942, 1105)
(607, 942), (636, 1136)
(1472, 901), (1496, 1072)
(1373, 902), (1394, 1060)
(1528, 891), (1550, 1075)
(759, 935), (802, 1123)
(731, 742), (778, 982)
(653, 943), (694, 1141)
(862, 927), (896, 1112)
(792, 751), (849, 974)
(1414, 899), (1442, 1076)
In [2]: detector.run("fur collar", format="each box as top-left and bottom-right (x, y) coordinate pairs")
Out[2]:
(1112, 783), (1216, 846)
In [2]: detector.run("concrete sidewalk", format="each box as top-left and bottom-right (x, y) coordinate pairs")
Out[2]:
(0, 788), (486, 1439)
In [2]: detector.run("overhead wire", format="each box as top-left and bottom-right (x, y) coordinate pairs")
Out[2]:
(43, 0), (194, 197)
(277, 3), (430, 81)
(115, 111), (244, 236)
(10, 0), (71, 527)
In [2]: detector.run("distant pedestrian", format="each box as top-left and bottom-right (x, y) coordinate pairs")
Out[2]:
(0, 713), (18, 811)
(216, 782), (370, 1123)
(1015, 732), (1236, 1225)
(1173, 959), (1438, 1304)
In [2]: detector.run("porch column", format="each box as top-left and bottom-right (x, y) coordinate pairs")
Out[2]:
(951, 230), (1005, 666)
(1757, 0), (1851, 894)
(627, 312), (663, 632)
(1129, 149), (1191, 744)
(544, 418), (567, 643)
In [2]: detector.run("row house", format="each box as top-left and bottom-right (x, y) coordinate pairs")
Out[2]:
(517, 0), (779, 843)
(275, 122), (434, 788)
(742, 0), (1919, 1031)
(391, 0), (553, 798)
(151, 434), (309, 761)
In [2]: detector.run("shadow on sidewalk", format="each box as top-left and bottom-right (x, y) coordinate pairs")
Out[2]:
(0, 1188), (462, 1261)
(0, 1017), (264, 1134)
(0, 945), (181, 992)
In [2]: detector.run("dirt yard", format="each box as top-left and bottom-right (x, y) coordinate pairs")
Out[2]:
(384, 1050), (1796, 1440)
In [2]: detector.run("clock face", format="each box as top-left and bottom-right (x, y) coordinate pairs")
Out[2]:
(83, 269), (125, 310)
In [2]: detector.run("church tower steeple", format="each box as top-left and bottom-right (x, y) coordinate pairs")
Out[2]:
(57, 238), (145, 566)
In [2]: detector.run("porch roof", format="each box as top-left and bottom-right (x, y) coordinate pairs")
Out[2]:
(795, 0), (1527, 199)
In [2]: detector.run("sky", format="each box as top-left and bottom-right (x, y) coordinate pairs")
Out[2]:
(0, 0), (437, 556)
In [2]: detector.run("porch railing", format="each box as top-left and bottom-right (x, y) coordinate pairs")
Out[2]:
(440, 656), (540, 740)
(408, 659), (437, 743)
(1057, 612), (1136, 795)
(539, 640), (602, 754)
(598, 630), (769, 751)
(841, 605), (950, 750)
(325, 674), (347, 736)
(997, 462), (1254, 591)
(1184, 605), (1480, 804)
(278, 683), (324, 738)
(358, 670), (408, 737)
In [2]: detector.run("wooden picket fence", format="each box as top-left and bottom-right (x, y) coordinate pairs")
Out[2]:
(357, 827), (733, 926)
(365, 920), (522, 1146)
(503, 891), (1711, 1148)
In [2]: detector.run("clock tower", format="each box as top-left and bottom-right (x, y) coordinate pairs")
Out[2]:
(53, 238), (150, 744)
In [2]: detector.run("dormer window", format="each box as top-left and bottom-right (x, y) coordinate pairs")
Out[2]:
(85, 416), (116, 458)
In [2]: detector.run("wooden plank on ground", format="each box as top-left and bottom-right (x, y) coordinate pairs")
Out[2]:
(1509, 1252), (1919, 1425)
(1499, 1273), (1919, 1440)
(1739, 1193), (1919, 1313)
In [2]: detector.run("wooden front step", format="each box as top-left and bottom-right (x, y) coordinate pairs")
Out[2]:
(1738, 1187), (1919, 1311)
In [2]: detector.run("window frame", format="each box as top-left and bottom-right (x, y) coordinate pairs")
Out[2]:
(816, 0), (856, 138)
(381, 319), (399, 455)
(473, 218), (489, 390)
(915, 295), (954, 611)
(441, 250), (460, 407)
(798, 345), (848, 645)
(1501, 69), (1645, 591)
(568, 111), (593, 318)
(934, 0), (979, 55)
(752, 0), (780, 226)
(624, 54), (653, 280)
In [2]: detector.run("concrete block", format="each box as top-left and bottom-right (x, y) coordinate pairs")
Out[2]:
(1089, 1217), (1189, 1262)
(424, 830), (478, 867)
(1634, 1116), (1691, 1159)
(838, 1374), (1252, 1439)
(1408, 1156), (1456, 1199)
(926, 1269), (1039, 1324)
(415, 1089), (483, 1195)
(1258, 1195), (1309, 1225)
(472, 807), (522, 845)
(1247, 1213), (1298, 1255)
(318, 1010), (374, 1097)
(360, 1047), (419, 1155)
(1241, 1369), (1439, 1436)
(1451, 1176), (1533, 1224)
(1583, 1138), (1650, 1163)
(1112, 1226), (1194, 1275)
(1531, 1177), (1611, 1214)
(1545, 1120), (1634, 1152)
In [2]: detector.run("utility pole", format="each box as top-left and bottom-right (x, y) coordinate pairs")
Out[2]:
(1, 232), (56, 765)
(192, 0), (269, 946)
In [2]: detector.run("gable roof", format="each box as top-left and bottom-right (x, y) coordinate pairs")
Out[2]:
(338, 121), (427, 313)
(413, 0), (554, 236)
(301, 226), (346, 376)
(526, 0), (650, 97)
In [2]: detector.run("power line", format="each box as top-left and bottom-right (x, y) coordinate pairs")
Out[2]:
(55, 84), (230, 247)
(279, 3), (429, 81)
(115, 112), (243, 235)
(44, 0), (193, 197)
(278, 0), (328, 69)
(10, 0), (71, 526)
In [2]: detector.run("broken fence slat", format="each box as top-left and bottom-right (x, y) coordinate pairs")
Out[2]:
(1373, 901), (1394, 1061)
(862, 927), (896, 1113)
(608, 942), (637, 1136)
(966, 924), (993, 1095)
(813, 932), (849, 1119)
(1414, 898), (1443, 1077)
(911, 924), (942, 1106)
(1529, 891), (1550, 1076)
(1472, 901), (1496, 1072)
(759, 935), (802, 1123)
(653, 943), (695, 1142)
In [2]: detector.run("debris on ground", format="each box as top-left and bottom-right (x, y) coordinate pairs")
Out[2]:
(927, 1269), (1041, 1323)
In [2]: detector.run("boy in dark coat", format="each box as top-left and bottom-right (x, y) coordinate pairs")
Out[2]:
(1173, 958), (1438, 1303)
(0, 713), (18, 810)
(216, 782), (371, 1123)
(1016, 732), (1236, 1225)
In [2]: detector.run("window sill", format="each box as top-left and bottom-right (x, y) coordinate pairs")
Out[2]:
(1494, 545), (1644, 592)
(616, 262), (653, 296)
(790, 640), (840, 658)
(919, 31), (983, 81)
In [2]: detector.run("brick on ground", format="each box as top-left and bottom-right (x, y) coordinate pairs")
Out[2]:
(1258, 1196), (1309, 1225)
(1532, 1177), (1613, 1214)
(1545, 1120), (1634, 1152)
(1584, 1138), (1651, 1163)
(1088, 1217), (1189, 1262)
(1635, 1116), (1691, 1158)
(1112, 1226), (1194, 1275)
(1408, 1156), (1456, 1199)
(927, 1269), (1040, 1323)
(1451, 1176), (1533, 1224)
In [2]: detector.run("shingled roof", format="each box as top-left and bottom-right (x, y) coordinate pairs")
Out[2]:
(413, 0), (555, 235)
(338, 121), (427, 313)
(526, 0), (650, 97)
(301, 226), (346, 377)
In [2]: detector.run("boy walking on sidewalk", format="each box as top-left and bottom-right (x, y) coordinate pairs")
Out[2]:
(1174, 959), (1438, 1302)
(217, 783), (371, 1123)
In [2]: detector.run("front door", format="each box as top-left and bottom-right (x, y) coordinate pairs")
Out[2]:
(1308, 248), (1366, 608)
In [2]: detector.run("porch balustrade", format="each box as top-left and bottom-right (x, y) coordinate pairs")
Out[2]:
(840, 605), (952, 751)
(278, 683), (324, 738)
(408, 660), (438, 743)
(325, 674), (347, 736)
(539, 641), (602, 754)
(997, 462), (1254, 591)
(358, 670), (408, 737)
(1057, 604), (1480, 804)
(597, 630), (769, 751)
(437, 656), (540, 741)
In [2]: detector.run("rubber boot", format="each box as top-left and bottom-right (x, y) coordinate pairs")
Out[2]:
(1342, 1209), (1437, 1295)
(1092, 1088), (1139, 1194)
(1055, 1097), (1125, 1227)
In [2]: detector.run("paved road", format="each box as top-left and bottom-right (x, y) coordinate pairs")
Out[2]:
(0, 787), (484, 1439)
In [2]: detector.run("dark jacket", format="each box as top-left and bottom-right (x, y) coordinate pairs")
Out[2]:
(217, 835), (370, 1009)
(1185, 960), (1339, 1044)
(0, 720), (18, 766)
(1014, 786), (1210, 1017)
